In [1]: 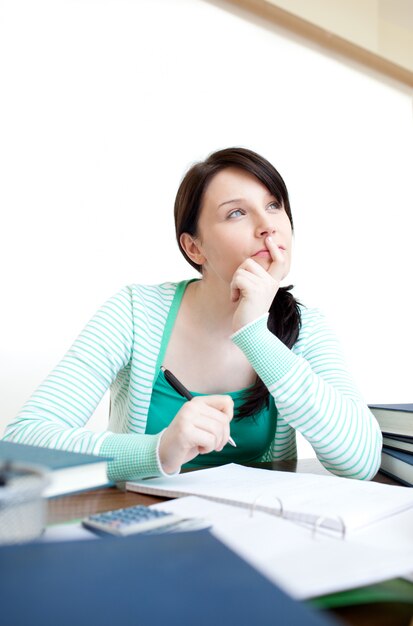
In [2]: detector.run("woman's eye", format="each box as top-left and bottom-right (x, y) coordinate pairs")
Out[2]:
(227, 209), (244, 219)
(268, 202), (281, 211)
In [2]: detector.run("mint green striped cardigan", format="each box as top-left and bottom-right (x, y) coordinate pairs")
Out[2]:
(4, 282), (382, 481)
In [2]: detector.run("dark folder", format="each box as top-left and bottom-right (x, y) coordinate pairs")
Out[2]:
(0, 530), (336, 626)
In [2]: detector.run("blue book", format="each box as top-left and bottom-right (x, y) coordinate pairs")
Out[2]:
(0, 530), (337, 626)
(369, 404), (413, 411)
(381, 446), (413, 487)
(382, 434), (413, 455)
(0, 440), (112, 497)
(368, 404), (413, 437)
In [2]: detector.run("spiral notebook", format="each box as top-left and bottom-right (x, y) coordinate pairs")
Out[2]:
(126, 463), (413, 535)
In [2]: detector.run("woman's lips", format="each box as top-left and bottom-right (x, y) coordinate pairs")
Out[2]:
(253, 250), (271, 257)
(253, 246), (285, 257)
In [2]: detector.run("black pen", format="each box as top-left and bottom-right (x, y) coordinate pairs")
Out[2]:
(161, 366), (236, 447)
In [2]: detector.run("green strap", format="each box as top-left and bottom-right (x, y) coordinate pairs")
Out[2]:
(154, 278), (199, 376)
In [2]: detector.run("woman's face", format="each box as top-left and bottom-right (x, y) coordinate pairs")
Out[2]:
(191, 167), (293, 285)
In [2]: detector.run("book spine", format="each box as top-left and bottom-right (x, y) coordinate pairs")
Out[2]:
(379, 467), (412, 488)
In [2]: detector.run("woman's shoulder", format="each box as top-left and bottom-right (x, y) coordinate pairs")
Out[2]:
(293, 303), (333, 353)
(93, 282), (180, 319)
(125, 278), (198, 301)
(118, 279), (199, 310)
(126, 281), (179, 298)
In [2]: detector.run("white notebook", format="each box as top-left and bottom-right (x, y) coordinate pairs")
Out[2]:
(126, 463), (413, 534)
(152, 496), (413, 599)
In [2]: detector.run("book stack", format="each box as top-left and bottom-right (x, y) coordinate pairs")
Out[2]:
(0, 440), (112, 543)
(369, 403), (413, 486)
(0, 440), (112, 497)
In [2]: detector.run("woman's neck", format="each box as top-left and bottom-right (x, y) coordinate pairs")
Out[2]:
(186, 276), (236, 336)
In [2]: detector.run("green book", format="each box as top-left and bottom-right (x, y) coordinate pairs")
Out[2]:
(310, 578), (413, 609)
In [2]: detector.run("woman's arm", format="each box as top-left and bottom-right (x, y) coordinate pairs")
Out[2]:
(231, 310), (382, 480)
(4, 285), (234, 481)
(3, 287), (170, 480)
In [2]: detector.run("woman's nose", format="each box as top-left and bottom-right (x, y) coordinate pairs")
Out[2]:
(256, 220), (276, 238)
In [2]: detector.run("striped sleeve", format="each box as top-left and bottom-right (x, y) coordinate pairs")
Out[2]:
(3, 287), (166, 481)
(231, 312), (383, 480)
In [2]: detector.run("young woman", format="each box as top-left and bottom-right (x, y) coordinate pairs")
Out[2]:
(4, 148), (382, 481)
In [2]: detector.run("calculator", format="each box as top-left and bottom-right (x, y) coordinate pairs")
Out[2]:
(82, 505), (209, 537)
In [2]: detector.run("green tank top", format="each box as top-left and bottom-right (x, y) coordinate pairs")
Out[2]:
(145, 279), (277, 467)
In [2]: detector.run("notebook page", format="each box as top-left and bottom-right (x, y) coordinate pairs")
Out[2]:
(127, 463), (413, 532)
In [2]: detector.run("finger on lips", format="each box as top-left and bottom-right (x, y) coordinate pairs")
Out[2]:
(266, 236), (282, 260)
(266, 235), (275, 247)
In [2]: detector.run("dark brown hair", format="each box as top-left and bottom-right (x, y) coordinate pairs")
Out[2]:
(174, 147), (302, 419)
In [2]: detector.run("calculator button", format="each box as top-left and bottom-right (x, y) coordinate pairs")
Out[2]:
(82, 506), (190, 536)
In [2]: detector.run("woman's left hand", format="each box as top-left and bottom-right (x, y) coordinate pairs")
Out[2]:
(230, 236), (287, 333)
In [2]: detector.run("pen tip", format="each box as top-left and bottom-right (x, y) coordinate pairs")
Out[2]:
(160, 366), (165, 372)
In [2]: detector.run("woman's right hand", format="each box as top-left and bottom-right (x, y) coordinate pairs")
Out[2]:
(158, 395), (234, 474)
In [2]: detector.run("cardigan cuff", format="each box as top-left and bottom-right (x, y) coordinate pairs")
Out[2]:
(230, 313), (298, 386)
(100, 432), (176, 482)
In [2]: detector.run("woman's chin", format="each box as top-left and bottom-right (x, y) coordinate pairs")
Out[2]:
(253, 256), (272, 269)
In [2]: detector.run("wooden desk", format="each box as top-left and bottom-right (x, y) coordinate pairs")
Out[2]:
(48, 459), (413, 626)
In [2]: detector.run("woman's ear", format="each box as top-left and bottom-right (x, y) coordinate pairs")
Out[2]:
(180, 233), (206, 266)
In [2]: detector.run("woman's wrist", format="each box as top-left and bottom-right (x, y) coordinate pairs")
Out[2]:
(231, 312), (269, 338)
(157, 429), (181, 476)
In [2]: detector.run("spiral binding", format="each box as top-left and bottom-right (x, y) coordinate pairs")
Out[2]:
(250, 493), (283, 518)
(313, 515), (346, 540)
(248, 491), (347, 540)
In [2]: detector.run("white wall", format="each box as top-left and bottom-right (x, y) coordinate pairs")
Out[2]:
(1, 0), (412, 457)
